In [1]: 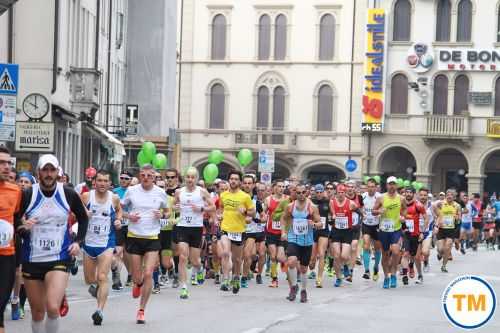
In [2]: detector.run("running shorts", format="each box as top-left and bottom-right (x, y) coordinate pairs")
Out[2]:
(461, 222), (472, 232)
(286, 243), (312, 266)
(115, 226), (128, 247)
(244, 232), (266, 243)
(352, 225), (361, 241)
(126, 237), (161, 256)
(437, 228), (455, 240)
(265, 232), (282, 247)
(329, 228), (353, 244)
(22, 260), (71, 281)
(472, 222), (483, 230)
(402, 234), (420, 257)
(453, 223), (461, 239)
(378, 230), (402, 252)
(313, 229), (329, 243)
(220, 230), (245, 247)
(160, 230), (173, 250)
(362, 224), (379, 241)
(176, 226), (203, 249)
(83, 245), (114, 259)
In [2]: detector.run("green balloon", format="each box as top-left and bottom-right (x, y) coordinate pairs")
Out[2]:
(411, 181), (417, 189)
(415, 182), (424, 191)
(152, 153), (168, 170)
(142, 141), (156, 161)
(203, 163), (219, 183)
(208, 150), (224, 165)
(403, 180), (411, 187)
(363, 176), (370, 184)
(237, 149), (253, 167)
(137, 150), (150, 167)
(373, 175), (381, 184)
(396, 178), (404, 186)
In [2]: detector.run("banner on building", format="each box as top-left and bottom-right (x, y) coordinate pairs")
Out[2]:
(438, 49), (500, 71)
(361, 9), (386, 133)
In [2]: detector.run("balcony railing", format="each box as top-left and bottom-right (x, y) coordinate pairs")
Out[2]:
(487, 118), (500, 138)
(425, 114), (470, 139)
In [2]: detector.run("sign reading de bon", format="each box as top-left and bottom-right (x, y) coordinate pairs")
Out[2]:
(361, 9), (386, 133)
(442, 275), (496, 330)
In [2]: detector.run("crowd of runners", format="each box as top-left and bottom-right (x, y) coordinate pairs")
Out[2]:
(1, 147), (500, 332)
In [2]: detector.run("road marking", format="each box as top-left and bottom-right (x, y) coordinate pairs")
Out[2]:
(242, 328), (265, 333)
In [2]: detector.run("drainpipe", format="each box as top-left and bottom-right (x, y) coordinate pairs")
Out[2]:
(51, 0), (60, 94)
(94, 0), (100, 70)
(348, 0), (357, 161)
(7, 6), (13, 62)
(105, 0), (112, 130)
(177, 0), (184, 127)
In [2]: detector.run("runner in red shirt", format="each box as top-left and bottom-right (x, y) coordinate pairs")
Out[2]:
(471, 193), (483, 251)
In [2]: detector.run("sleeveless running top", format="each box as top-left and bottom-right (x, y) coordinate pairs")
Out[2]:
(380, 193), (402, 232)
(85, 190), (116, 248)
(331, 198), (353, 230)
(178, 186), (204, 227)
(266, 197), (282, 234)
(362, 193), (380, 226)
(287, 202), (314, 246)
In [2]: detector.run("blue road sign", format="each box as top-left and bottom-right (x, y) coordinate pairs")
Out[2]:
(345, 159), (357, 173)
(0, 63), (19, 95)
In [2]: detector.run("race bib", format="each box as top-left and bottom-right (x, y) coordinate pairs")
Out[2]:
(320, 217), (326, 229)
(0, 220), (14, 248)
(88, 216), (110, 236)
(363, 211), (379, 226)
(419, 217), (425, 231)
(443, 216), (454, 228)
(159, 219), (169, 228)
(293, 219), (309, 235)
(405, 219), (414, 233)
(352, 213), (359, 226)
(335, 216), (348, 229)
(181, 215), (193, 224)
(32, 226), (63, 254)
(380, 219), (395, 232)
(272, 219), (281, 230)
(227, 232), (242, 242)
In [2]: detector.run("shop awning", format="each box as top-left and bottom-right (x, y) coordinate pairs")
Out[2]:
(86, 122), (126, 162)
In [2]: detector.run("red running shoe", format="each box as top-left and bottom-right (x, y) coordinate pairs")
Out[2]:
(136, 309), (145, 324)
(59, 294), (69, 317)
(132, 284), (142, 299)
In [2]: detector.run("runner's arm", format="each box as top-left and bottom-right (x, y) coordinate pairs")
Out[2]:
(201, 189), (216, 213)
(311, 206), (321, 227)
(371, 197), (383, 216)
(280, 204), (292, 239)
(15, 188), (34, 237)
(64, 186), (89, 245)
(112, 194), (123, 227)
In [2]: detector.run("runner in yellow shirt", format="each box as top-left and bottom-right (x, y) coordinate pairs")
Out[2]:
(218, 170), (255, 294)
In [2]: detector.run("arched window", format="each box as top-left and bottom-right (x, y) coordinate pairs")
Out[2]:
(454, 75), (469, 115)
(211, 14), (227, 60)
(209, 83), (225, 128)
(495, 77), (500, 116)
(256, 86), (269, 129)
(273, 86), (285, 130)
(258, 15), (271, 60)
(393, 0), (411, 41)
(319, 14), (335, 61)
(317, 85), (333, 131)
(436, 0), (451, 42)
(433, 75), (449, 115)
(390, 74), (408, 114)
(457, 0), (472, 42)
(274, 14), (287, 60)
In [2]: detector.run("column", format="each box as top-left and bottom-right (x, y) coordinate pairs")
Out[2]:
(466, 174), (485, 195)
(414, 173), (433, 190)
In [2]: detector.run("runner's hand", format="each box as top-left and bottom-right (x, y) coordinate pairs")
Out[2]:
(308, 219), (315, 227)
(23, 218), (38, 230)
(114, 219), (122, 230)
(245, 216), (252, 224)
(129, 213), (140, 223)
(280, 233), (287, 242)
(68, 242), (80, 257)
(153, 210), (162, 219)
(191, 204), (203, 212)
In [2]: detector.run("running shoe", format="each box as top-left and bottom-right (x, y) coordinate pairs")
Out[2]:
(220, 280), (230, 292)
(308, 271), (316, 279)
(300, 290), (308, 303)
(125, 275), (133, 287)
(437, 253), (442, 261)
(172, 275), (180, 288)
(191, 275), (198, 286)
(372, 270), (380, 282)
(416, 275), (424, 284)
(409, 267), (415, 279)
(159, 274), (168, 286)
(92, 310), (103, 326)
(132, 284), (142, 298)
(286, 285), (298, 301)
(152, 283), (161, 294)
(334, 278), (342, 287)
(315, 278), (322, 288)
(240, 277), (248, 288)
(269, 278), (278, 288)
(460, 247), (466, 255)
(356, 257), (362, 266)
(180, 287), (189, 299)
(215, 274), (221, 285)
(390, 275), (397, 288)
(19, 307), (24, 319)
(59, 294), (69, 317)
(328, 269), (335, 277)
(70, 257), (78, 276)
(232, 278), (240, 294)
(11, 302), (20, 320)
(441, 265), (448, 273)
(383, 277), (390, 289)
(402, 275), (409, 285)
(346, 274), (353, 283)
(342, 265), (350, 279)
(423, 262), (430, 273)
(112, 282), (121, 291)
(256, 274), (263, 285)
(196, 271), (205, 285)
(136, 309), (145, 324)
(362, 271), (370, 280)
(88, 284), (99, 298)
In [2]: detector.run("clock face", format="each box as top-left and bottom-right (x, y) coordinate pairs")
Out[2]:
(22, 93), (49, 120)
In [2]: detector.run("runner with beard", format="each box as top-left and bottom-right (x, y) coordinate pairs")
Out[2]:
(308, 184), (330, 288)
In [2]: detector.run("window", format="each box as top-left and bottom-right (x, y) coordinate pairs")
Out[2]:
(273, 86), (285, 130)
(436, 0), (451, 42)
(209, 83), (225, 129)
(319, 14), (335, 60)
(390, 74), (408, 114)
(457, 0), (472, 42)
(116, 12), (124, 49)
(393, 0), (411, 41)
(258, 15), (271, 60)
(495, 77), (500, 116)
(317, 85), (333, 131)
(211, 14), (227, 60)
(454, 75), (469, 115)
(274, 14), (287, 60)
(257, 86), (269, 129)
(498, 6), (500, 42)
(433, 75), (449, 115)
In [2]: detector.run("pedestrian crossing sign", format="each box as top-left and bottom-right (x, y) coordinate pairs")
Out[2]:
(0, 63), (19, 95)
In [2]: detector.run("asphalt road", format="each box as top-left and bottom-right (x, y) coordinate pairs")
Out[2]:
(6, 247), (500, 333)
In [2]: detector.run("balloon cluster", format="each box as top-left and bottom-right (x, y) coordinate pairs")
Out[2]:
(136, 141), (168, 169)
(363, 176), (424, 190)
(202, 149), (254, 184)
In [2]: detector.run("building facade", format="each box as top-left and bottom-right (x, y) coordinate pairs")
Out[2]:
(177, 0), (366, 182)
(366, 0), (500, 194)
(0, 0), (127, 183)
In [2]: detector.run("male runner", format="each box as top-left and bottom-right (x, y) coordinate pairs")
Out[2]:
(174, 168), (215, 299)
(241, 175), (266, 287)
(165, 168), (181, 288)
(401, 187), (428, 285)
(17, 154), (88, 333)
(0, 147), (22, 333)
(329, 184), (358, 287)
(361, 178), (382, 281)
(264, 181), (287, 288)
(122, 164), (167, 324)
(112, 171), (132, 290)
(372, 176), (407, 289)
(418, 188), (435, 273)
(281, 184), (320, 303)
(433, 189), (461, 273)
(492, 194), (500, 250)
(471, 193), (483, 251)
(460, 194), (475, 254)
(81, 170), (122, 325)
(218, 170), (255, 294)
(345, 181), (363, 282)
(308, 184), (330, 288)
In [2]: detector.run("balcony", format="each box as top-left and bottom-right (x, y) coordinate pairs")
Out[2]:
(69, 67), (101, 116)
(423, 113), (471, 144)
(486, 118), (500, 138)
(0, 0), (17, 15)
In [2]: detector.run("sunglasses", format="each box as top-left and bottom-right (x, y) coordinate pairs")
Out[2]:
(140, 174), (155, 179)
(120, 176), (131, 180)
(158, 185), (165, 188)
(326, 187), (334, 190)
(296, 191), (306, 195)
(166, 176), (177, 179)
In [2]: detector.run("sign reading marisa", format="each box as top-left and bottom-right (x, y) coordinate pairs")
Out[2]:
(362, 9), (386, 133)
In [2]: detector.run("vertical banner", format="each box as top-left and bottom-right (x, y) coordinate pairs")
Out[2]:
(361, 9), (386, 133)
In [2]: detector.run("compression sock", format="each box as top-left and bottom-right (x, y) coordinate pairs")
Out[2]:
(153, 269), (159, 285)
(271, 262), (278, 279)
(363, 249), (371, 271)
(287, 267), (297, 286)
(301, 273), (307, 290)
(174, 256), (179, 274)
(374, 251), (382, 271)
(45, 317), (59, 333)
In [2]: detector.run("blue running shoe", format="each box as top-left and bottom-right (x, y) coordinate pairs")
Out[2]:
(334, 278), (342, 287)
(390, 275), (397, 288)
(342, 265), (350, 278)
(383, 278), (390, 289)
